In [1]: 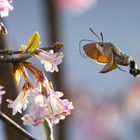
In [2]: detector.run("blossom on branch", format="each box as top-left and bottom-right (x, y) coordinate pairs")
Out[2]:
(21, 64), (73, 125)
(21, 32), (64, 72)
(5, 32), (73, 126)
(34, 49), (64, 72)
(7, 83), (31, 115)
(7, 64), (33, 115)
(22, 89), (73, 126)
(0, 0), (13, 17)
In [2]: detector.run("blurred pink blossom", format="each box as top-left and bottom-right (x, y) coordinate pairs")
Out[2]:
(0, 0), (13, 17)
(123, 82), (140, 118)
(56, 0), (97, 15)
(70, 90), (122, 140)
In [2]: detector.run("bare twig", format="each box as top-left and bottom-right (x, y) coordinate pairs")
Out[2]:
(0, 54), (31, 63)
(0, 42), (64, 64)
(0, 42), (64, 55)
(0, 111), (35, 140)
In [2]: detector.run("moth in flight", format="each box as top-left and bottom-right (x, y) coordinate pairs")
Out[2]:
(80, 28), (140, 77)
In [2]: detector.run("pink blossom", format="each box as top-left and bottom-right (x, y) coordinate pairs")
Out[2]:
(34, 50), (64, 72)
(36, 78), (54, 96)
(7, 85), (29, 115)
(0, 86), (5, 104)
(22, 90), (73, 125)
(56, 0), (97, 15)
(6, 32), (73, 127)
(0, 0), (13, 17)
(7, 65), (35, 115)
(45, 92), (73, 124)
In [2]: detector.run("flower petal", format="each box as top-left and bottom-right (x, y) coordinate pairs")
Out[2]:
(0, 0), (14, 17)
(7, 88), (29, 115)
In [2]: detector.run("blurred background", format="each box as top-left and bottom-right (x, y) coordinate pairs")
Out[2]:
(1, 0), (140, 139)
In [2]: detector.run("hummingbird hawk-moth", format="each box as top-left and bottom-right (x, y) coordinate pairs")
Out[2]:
(80, 28), (140, 77)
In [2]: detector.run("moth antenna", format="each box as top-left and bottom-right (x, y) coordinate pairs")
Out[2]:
(89, 28), (101, 41)
(79, 39), (95, 58)
(100, 32), (104, 42)
(117, 66), (126, 72)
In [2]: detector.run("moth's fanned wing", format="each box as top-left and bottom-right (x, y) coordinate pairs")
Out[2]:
(99, 49), (117, 73)
(99, 61), (117, 73)
(83, 43), (108, 64)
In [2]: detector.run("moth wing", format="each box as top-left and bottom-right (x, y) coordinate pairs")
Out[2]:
(99, 61), (117, 73)
(83, 43), (108, 64)
(99, 49), (117, 73)
(96, 55), (108, 64)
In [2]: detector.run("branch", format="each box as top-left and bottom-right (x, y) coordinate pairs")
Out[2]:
(0, 111), (35, 140)
(0, 54), (31, 63)
(0, 42), (64, 64)
(0, 42), (64, 55)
